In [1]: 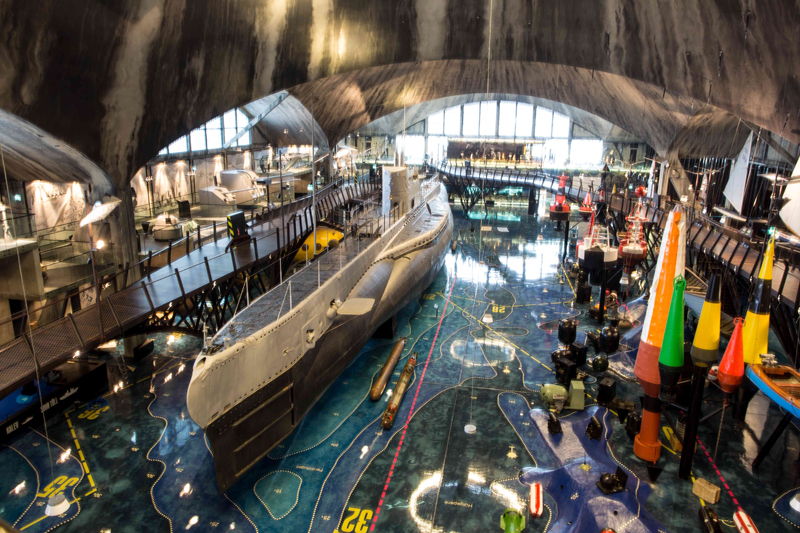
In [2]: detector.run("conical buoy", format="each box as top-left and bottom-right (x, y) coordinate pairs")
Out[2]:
(634, 206), (686, 463)
(742, 234), (774, 365)
(658, 275), (686, 402)
(718, 318), (745, 397)
(691, 273), (721, 365)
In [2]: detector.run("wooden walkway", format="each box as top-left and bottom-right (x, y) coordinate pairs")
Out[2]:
(0, 178), (380, 398)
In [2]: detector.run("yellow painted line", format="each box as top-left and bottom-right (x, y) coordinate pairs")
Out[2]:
(20, 514), (47, 530)
(559, 260), (577, 296)
(84, 488), (97, 497)
(443, 294), (553, 371)
(66, 411), (96, 490)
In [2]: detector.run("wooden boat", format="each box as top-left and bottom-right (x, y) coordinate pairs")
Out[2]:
(745, 363), (800, 419)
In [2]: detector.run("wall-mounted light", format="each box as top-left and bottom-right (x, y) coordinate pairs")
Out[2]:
(95, 240), (105, 250)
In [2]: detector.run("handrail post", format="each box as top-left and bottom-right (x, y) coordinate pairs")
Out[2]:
(108, 298), (123, 335)
(147, 251), (153, 279)
(67, 313), (86, 352)
(141, 281), (155, 311)
(230, 248), (237, 272)
(175, 268), (186, 298)
(213, 221), (217, 243)
(167, 240), (172, 265)
(185, 234), (190, 256)
(253, 237), (259, 261)
(204, 256), (213, 282)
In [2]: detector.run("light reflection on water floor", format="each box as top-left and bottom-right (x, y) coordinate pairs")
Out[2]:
(1, 203), (798, 533)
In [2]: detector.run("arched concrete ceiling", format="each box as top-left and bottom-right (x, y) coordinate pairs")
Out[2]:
(0, 0), (798, 188)
(287, 60), (753, 159)
(354, 93), (645, 143)
(0, 108), (112, 189)
(242, 94), (329, 150)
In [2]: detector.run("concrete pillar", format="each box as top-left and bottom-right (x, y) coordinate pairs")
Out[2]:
(113, 189), (141, 284)
(123, 333), (147, 359)
(0, 298), (14, 345)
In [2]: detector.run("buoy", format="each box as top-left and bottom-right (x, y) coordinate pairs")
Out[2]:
(634, 207), (686, 463)
(529, 482), (543, 518)
(658, 275), (686, 402)
(691, 273), (721, 365)
(733, 510), (759, 533)
(718, 317), (745, 396)
(742, 234), (774, 365)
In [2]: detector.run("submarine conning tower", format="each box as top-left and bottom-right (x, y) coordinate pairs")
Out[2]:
(385, 165), (423, 217)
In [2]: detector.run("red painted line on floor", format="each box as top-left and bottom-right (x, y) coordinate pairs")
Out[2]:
(696, 436), (743, 511)
(370, 274), (457, 531)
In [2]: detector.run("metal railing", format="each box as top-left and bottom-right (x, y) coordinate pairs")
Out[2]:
(0, 175), (378, 339)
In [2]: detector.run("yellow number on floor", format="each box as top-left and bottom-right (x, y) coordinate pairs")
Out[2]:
(37, 476), (79, 498)
(355, 509), (373, 533)
(340, 507), (360, 532)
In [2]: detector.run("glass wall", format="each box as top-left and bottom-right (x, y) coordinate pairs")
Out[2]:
(498, 101), (517, 137)
(427, 136), (449, 163)
(515, 104), (534, 138)
(396, 135), (426, 165)
(422, 99), (609, 168)
(444, 106), (461, 136)
(428, 111), (444, 135)
(570, 139), (604, 167)
(462, 103), (480, 136)
(159, 108), (253, 156)
(479, 101), (497, 137)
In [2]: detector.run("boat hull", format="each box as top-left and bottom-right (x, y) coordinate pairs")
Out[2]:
(745, 364), (800, 420)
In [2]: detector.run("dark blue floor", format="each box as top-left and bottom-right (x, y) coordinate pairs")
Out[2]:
(2, 201), (799, 532)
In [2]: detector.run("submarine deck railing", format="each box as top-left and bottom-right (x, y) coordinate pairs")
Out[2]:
(0, 176), (382, 399)
(435, 161), (800, 313)
(211, 181), (434, 347)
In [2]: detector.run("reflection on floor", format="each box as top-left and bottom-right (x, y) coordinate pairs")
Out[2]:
(2, 204), (799, 532)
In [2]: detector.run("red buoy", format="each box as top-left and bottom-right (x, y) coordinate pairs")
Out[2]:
(529, 482), (543, 518)
(718, 317), (745, 396)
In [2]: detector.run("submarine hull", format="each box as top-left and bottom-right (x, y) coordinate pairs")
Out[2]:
(198, 188), (452, 492)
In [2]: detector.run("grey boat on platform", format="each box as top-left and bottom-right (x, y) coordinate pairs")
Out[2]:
(187, 169), (453, 491)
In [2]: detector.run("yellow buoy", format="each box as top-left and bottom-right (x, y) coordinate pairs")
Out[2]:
(742, 234), (774, 365)
(294, 227), (343, 263)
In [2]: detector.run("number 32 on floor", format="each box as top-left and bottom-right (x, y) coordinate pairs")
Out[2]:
(337, 507), (373, 533)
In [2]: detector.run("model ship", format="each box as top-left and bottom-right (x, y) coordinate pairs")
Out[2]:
(577, 209), (619, 283)
(187, 169), (453, 491)
(746, 359), (800, 420)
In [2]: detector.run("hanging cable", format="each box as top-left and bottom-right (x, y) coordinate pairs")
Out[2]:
(0, 140), (56, 479)
(467, 0), (495, 428)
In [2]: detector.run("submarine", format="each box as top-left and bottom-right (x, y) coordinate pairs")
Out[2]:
(187, 168), (453, 491)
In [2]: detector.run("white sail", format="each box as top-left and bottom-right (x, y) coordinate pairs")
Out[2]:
(723, 131), (753, 214)
(779, 154), (800, 236)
